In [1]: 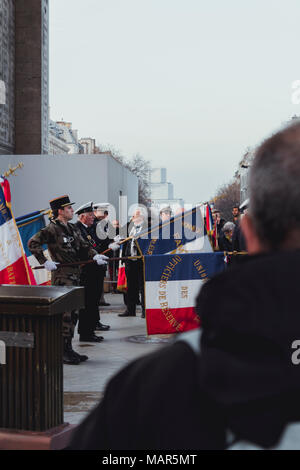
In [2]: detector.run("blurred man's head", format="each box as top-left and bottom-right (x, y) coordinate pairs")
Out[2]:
(215, 210), (222, 223)
(222, 221), (235, 241)
(232, 206), (240, 218)
(160, 206), (172, 222)
(93, 203), (109, 221)
(75, 202), (95, 227)
(78, 211), (94, 227)
(242, 122), (300, 254)
(132, 207), (146, 225)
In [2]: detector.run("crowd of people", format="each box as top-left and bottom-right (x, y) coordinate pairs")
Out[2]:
(67, 120), (300, 449)
(211, 204), (247, 253)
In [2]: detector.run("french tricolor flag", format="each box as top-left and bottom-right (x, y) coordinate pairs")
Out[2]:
(0, 181), (36, 285)
(144, 252), (225, 335)
(206, 203), (214, 234)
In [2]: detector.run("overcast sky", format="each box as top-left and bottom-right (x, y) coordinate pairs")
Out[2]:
(49, 0), (300, 206)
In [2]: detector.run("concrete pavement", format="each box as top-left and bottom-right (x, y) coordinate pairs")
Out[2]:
(64, 292), (171, 425)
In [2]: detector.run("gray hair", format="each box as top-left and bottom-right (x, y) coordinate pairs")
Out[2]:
(222, 222), (235, 233)
(250, 121), (300, 248)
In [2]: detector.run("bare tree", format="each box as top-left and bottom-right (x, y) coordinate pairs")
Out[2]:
(95, 144), (151, 206)
(211, 178), (241, 222)
(126, 154), (151, 207)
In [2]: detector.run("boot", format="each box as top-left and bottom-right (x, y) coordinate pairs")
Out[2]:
(72, 350), (89, 362)
(63, 338), (81, 365)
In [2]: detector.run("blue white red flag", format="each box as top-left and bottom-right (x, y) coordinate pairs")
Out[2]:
(144, 252), (225, 335)
(0, 184), (36, 285)
(116, 244), (127, 293)
(135, 206), (213, 256)
(205, 203), (214, 234)
(16, 211), (51, 285)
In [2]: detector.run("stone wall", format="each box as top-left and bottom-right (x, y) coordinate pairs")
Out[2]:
(15, 0), (49, 155)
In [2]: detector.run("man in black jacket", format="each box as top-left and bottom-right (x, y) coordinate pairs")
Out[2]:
(68, 121), (300, 450)
(75, 202), (110, 341)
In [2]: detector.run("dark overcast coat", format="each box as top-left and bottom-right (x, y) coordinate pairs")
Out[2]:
(68, 250), (300, 450)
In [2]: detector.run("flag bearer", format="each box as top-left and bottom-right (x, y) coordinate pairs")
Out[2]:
(28, 195), (108, 365)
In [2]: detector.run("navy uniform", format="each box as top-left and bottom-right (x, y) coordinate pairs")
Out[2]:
(75, 202), (110, 340)
(92, 203), (113, 307)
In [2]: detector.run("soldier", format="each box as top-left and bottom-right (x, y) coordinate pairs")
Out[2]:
(75, 202), (110, 335)
(92, 202), (113, 306)
(28, 195), (108, 365)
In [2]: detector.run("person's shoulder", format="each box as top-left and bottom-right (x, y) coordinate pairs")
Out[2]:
(196, 254), (265, 313)
(197, 250), (300, 318)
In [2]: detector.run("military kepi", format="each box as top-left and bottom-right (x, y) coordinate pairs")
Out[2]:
(75, 201), (94, 215)
(49, 195), (75, 211)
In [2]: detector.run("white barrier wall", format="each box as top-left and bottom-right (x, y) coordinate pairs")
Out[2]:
(0, 154), (138, 219)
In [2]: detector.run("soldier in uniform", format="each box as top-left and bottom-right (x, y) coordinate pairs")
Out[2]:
(28, 195), (108, 365)
(92, 203), (113, 307)
(75, 202), (110, 335)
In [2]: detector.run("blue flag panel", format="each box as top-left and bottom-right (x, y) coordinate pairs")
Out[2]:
(144, 252), (226, 282)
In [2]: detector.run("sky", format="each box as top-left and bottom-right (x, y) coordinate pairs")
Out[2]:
(49, 0), (300, 206)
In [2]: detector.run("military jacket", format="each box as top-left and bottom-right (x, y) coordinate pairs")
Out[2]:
(28, 219), (98, 266)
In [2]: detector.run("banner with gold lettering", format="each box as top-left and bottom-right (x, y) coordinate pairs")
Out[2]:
(144, 252), (225, 335)
(0, 184), (36, 285)
(135, 206), (213, 256)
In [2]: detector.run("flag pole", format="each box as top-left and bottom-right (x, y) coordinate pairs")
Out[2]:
(10, 208), (33, 285)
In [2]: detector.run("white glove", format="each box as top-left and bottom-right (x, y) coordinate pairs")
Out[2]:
(109, 242), (120, 252)
(114, 235), (124, 243)
(44, 260), (58, 271)
(93, 254), (109, 266)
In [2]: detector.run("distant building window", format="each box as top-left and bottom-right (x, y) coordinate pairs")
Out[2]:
(0, 81), (6, 105)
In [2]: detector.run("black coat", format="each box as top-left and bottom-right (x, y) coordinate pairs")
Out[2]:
(232, 219), (247, 251)
(68, 250), (300, 450)
(218, 232), (233, 252)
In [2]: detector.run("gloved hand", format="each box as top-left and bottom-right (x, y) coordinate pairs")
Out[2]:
(114, 235), (124, 243)
(93, 254), (109, 266)
(44, 260), (58, 271)
(109, 242), (120, 252)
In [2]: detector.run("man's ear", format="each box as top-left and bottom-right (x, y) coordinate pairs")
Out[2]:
(241, 214), (265, 254)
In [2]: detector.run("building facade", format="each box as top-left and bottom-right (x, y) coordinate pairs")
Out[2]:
(53, 121), (84, 154)
(150, 167), (184, 212)
(0, 0), (49, 155)
(0, 0), (15, 154)
(79, 137), (96, 154)
(49, 120), (69, 155)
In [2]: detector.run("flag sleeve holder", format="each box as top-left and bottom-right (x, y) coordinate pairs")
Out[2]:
(0, 284), (84, 450)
